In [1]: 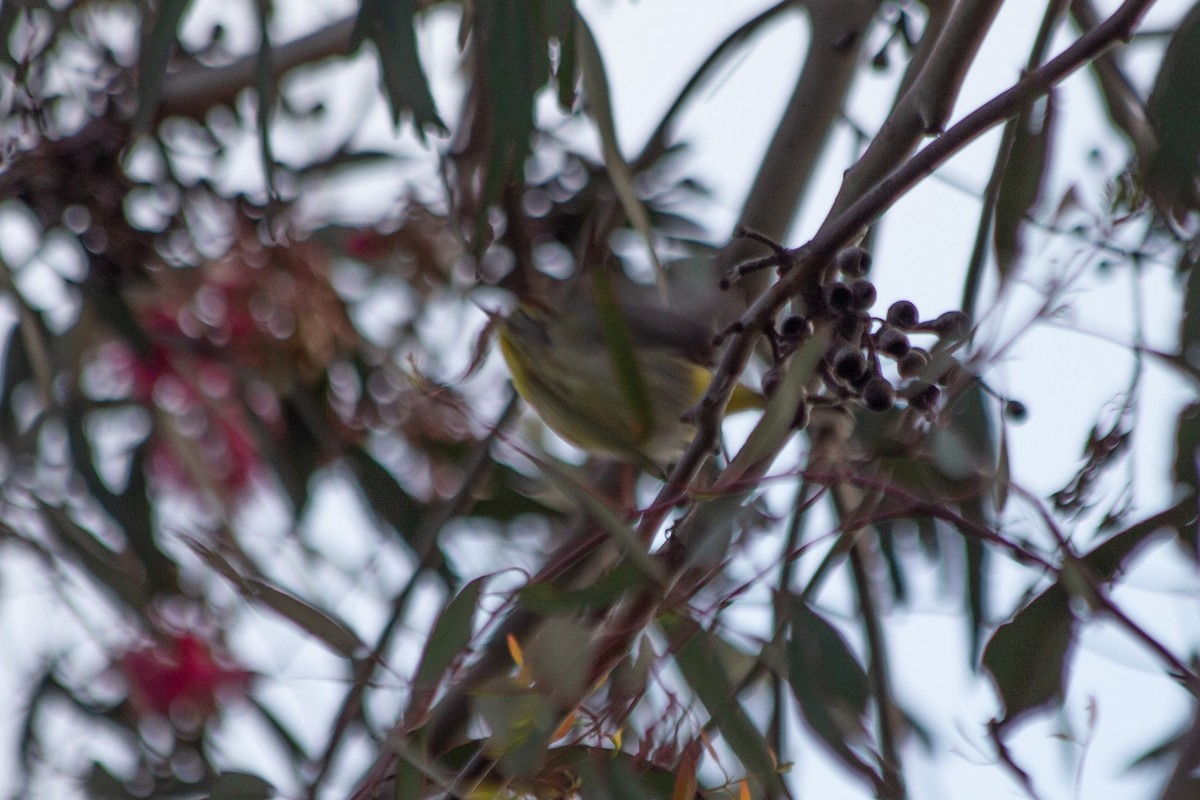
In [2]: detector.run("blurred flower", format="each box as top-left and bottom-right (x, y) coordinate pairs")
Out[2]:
(118, 631), (251, 726)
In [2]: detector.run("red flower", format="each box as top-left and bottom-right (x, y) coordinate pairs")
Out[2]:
(119, 632), (251, 725)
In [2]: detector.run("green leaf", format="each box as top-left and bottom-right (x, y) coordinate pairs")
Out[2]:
(993, 91), (1055, 284)
(1179, 260), (1200, 373)
(1084, 500), (1196, 579)
(518, 562), (645, 614)
(1172, 403), (1200, 554)
(134, 0), (193, 131)
(781, 593), (876, 778)
(471, 0), (540, 251)
(343, 445), (426, 548)
(204, 772), (275, 800)
(350, 0), (447, 137)
(252, 1), (277, 197)
(575, 13), (664, 285)
(409, 576), (484, 711)
(1144, 0), (1200, 220)
(982, 584), (1074, 729)
(664, 616), (786, 796)
(245, 577), (365, 657)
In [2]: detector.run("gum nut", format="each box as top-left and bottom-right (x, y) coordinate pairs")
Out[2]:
(836, 247), (872, 277)
(863, 376), (895, 411)
(898, 348), (930, 378)
(824, 281), (854, 311)
(886, 300), (920, 330)
(850, 280), (877, 310)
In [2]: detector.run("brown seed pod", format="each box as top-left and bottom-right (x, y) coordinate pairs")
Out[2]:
(898, 348), (930, 378)
(832, 346), (868, 382)
(836, 247), (872, 278)
(780, 315), (812, 340)
(863, 376), (895, 411)
(928, 310), (971, 339)
(886, 300), (920, 331)
(849, 280), (877, 311)
(824, 281), (854, 312)
(875, 327), (911, 359)
(907, 381), (942, 413)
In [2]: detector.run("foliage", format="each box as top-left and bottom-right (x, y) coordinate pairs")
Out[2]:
(1, 1), (1199, 799)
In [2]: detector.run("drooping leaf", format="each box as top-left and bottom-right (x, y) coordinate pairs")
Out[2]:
(1171, 405), (1200, 555)
(1179, 256), (1200, 375)
(575, 13), (663, 284)
(244, 577), (365, 658)
(664, 615), (787, 797)
(781, 593), (877, 779)
(343, 445), (427, 551)
(349, 0), (446, 137)
(1084, 500), (1196, 579)
(1144, 0), (1200, 222)
(518, 562), (645, 614)
(134, 0), (193, 131)
(471, 0), (541, 250)
(982, 584), (1074, 729)
(993, 91), (1056, 285)
(409, 576), (485, 712)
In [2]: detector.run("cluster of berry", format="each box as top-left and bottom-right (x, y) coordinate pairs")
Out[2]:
(761, 247), (972, 422)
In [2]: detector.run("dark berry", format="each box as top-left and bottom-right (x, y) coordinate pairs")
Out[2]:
(907, 381), (941, 413)
(836, 247), (872, 278)
(832, 347), (867, 382)
(849, 279), (877, 310)
(824, 281), (854, 311)
(835, 312), (864, 342)
(1004, 399), (1028, 422)
(863, 376), (895, 411)
(875, 327), (910, 359)
(886, 300), (920, 330)
(780, 315), (812, 340)
(898, 348), (930, 379)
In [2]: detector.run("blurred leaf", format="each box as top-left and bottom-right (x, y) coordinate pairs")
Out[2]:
(475, 680), (558, 777)
(1173, 403), (1200, 554)
(343, 445), (426, 548)
(589, 266), (653, 447)
(350, 0), (446, 137)
(665, 616), (786, 796)
(636, 1), (796, 168)
(716, 330), (826, 491)
(575, 13), (663, 282)
(1084, 499), (1197, 576)
(1144, 0), (1200, 221)
(38, 501), (149, 611)
(245, 577), (365, 657)
(134, 0), (192, 131)
(1180, 260), (1200, 374)
(525, 616), (595, 703)
(982, 584), (1074, 729)
(204, 772), (275, 800)
(538, 0), (578, 109)
(84, 761), (137, 800)
(472, 0), (540, 250)
(410, 576), (484, 712)
(252, 1), (277, 196)
(518, 562), (645, 614)
(993, 91), (1055, 284)
(0, 323), (34, 442)
(781, 593), (876, 779)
